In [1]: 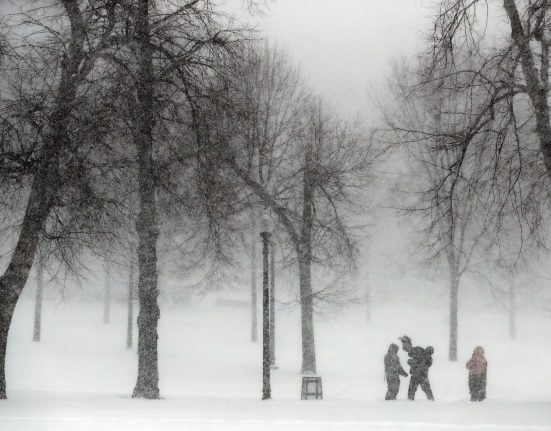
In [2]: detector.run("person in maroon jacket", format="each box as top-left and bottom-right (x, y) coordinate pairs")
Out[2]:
(466, 346), (487, 401)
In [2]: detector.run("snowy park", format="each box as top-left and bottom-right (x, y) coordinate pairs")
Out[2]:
(3, 0), (551, 430)
(3, 288), (551, 430)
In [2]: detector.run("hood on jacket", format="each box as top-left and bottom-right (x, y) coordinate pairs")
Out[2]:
(473, 346), (484, 356)
(388, 343), (399, 354)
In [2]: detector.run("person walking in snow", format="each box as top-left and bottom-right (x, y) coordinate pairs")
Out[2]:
(399, 336), (435, 400)
(466, 346), (487, 401)
(384, 343), (408, 400)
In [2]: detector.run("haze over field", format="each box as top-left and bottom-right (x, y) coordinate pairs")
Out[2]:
(1, 1), (551, 430)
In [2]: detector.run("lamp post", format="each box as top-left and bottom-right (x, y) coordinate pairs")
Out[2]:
(260, 214), (272, 400)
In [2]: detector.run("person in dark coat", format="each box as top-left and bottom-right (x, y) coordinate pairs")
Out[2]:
(399, 336), (435, 400)
(466, 346), (487, 401)
(384, 343), (408, 400)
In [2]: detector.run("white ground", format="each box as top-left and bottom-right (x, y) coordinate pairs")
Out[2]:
(3, 295), (551, 430)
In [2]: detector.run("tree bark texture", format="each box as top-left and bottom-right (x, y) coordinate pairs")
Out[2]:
(269, 239), (275, 366)
(261, 232), (271, 400)
(132, 0), (161, 400)
(299, 138), (316, 374)
(33, 263), (44, 342)
(503, 0), (551, 177)
(127, 261), (135, 349)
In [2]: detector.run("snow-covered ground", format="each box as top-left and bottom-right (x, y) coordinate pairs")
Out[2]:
(3, 295), (551, 430)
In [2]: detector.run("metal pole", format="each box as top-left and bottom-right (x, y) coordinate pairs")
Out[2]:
(261, 231), (271, 400)
(269, 239), (276, 367)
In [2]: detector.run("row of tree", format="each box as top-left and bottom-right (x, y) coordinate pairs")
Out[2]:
(0, 0), (374, 399)
(380, 0), (551, 360)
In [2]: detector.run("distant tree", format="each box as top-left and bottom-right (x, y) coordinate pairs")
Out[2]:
(382, 59), (502, 360)
(195, 44), (377, 373)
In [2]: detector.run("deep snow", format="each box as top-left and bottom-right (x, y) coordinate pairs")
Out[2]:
(2, 294), (551, 430)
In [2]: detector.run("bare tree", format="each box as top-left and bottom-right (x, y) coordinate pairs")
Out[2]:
(380, 0), (551, 357)
(0, 0), (122, 399)
(424, 0), (551, 244)
(197, 44), (377, 373)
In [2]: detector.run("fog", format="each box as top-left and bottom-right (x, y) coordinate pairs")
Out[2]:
(1, 0), (551, 429)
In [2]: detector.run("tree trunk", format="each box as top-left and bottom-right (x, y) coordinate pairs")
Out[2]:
(0, 0), (87, 399)
(503, 0), (551, 177)
(509, 277), (516, 339)
(127, 261), (135, 349)
(365, 244), (371, 323)
(132, 0), (160, 400)
(103, 260), (111, 324)
(365, 283), (371, 323)
(0, 294), (18, 400)
(251, 219), (258, 342)
(449, 269), (459, 362)
(0, 161), (58, 399)
(261, 232), (271, 400)
(269, 239), (275, 366)
(298, 255), (316, 374)
(33, 262), (44, 342)
(299, 135), (316, 374)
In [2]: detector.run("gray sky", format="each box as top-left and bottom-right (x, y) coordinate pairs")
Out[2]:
(221, 1), (434, 283)
(226, 0), (431, 119)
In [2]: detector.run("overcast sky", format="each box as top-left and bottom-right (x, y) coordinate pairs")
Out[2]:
(220, 0), (435, 280)
(225, 0), (431, 119)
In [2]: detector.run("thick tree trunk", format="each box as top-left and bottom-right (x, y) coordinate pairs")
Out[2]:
(449, 270), (459, 362)
(509, 277), (516, 339)
(0, 160), (58, 399)
(33, 262), (44, 342)
(0, 293), (18, 400)
(365, 245), (371, 323)
(251, 219), (258, 342)
(365, 283), (371, 323)
(298, 255), (316, 374)
(103, 260), (111, 324)
(269, 239), (275, 366)
(0, 109), (68, 398)
(299, 137), (316, 374)
(0, 0), (89, 399)
(503, 0), (551, 177)
(127, 261), (135, 349)
(132, 0), (160, 400)
(261, 232), (271, 400)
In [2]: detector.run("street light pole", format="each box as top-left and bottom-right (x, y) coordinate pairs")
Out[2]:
(260, 215), (272, 400)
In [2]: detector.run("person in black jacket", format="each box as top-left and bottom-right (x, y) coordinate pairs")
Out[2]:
(399, 336), (435, 400)
(384, 343), (408, 400)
